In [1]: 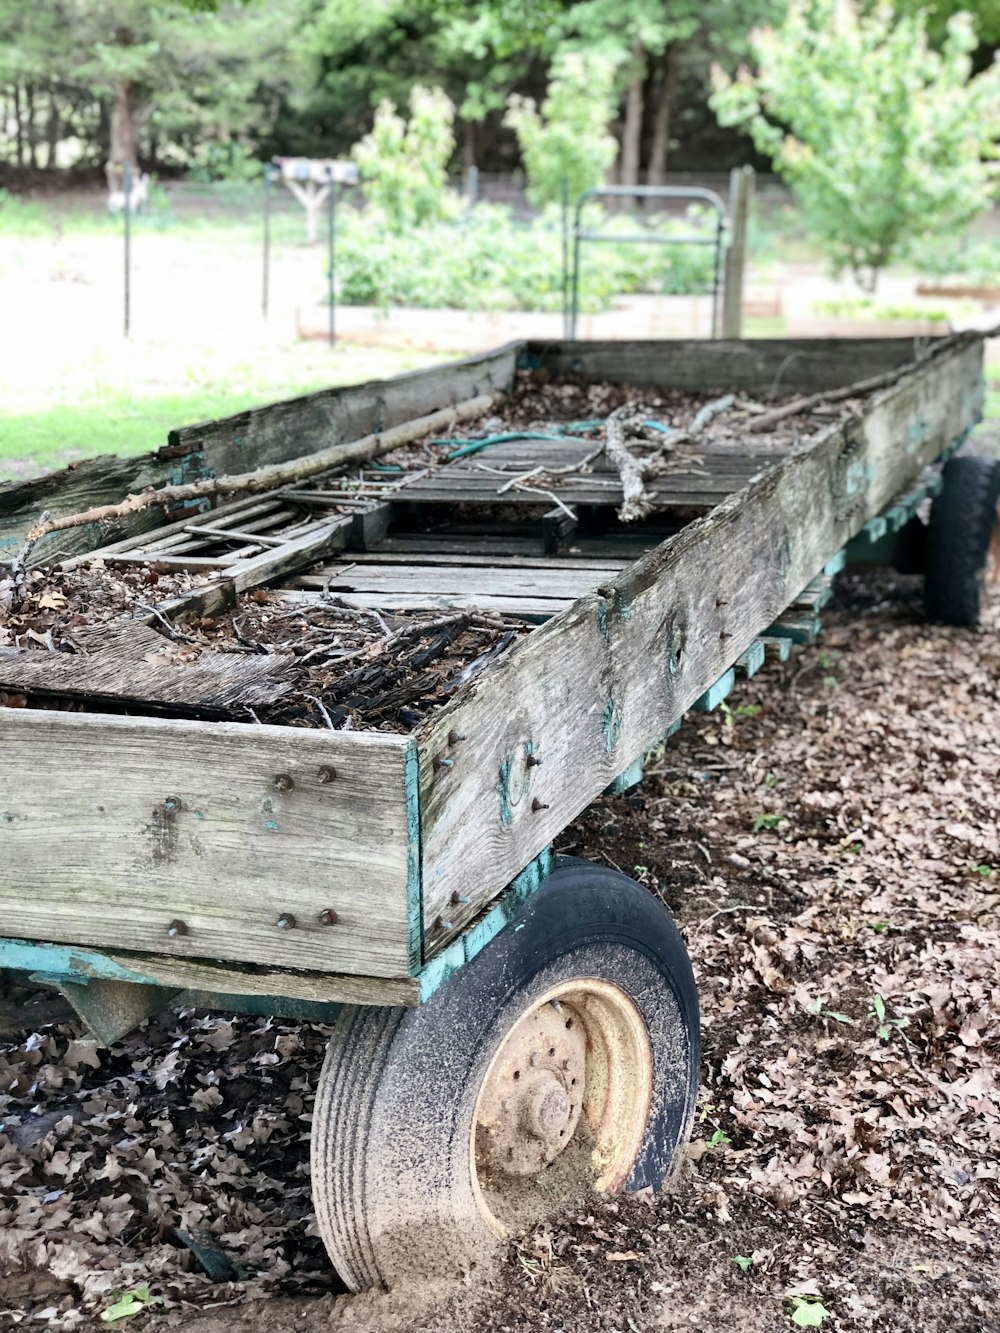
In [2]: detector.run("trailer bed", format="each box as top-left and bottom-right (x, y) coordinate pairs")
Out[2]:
(0, 335), (985, 1019)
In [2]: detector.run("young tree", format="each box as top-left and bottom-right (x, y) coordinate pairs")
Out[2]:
(711, 2), (1000, 287)
(352, 85), (457, 230)
(504, 48), (618, 206)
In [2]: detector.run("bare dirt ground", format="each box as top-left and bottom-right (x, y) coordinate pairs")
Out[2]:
(2, 565), (998, 1332)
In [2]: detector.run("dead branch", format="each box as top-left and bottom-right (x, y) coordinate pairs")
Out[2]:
(22, 394), (501, 549)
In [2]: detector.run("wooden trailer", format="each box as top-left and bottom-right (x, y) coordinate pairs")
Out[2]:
(1, 334), (997, 1290)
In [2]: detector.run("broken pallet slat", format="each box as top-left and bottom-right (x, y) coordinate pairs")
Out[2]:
(765, 612), (822, 644)
(758, 635), (794, 663)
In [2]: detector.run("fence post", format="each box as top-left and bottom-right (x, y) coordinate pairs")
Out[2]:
(262, 163), (272, 320)
(721, 165), (754, 339)
(122, 161), (132, 338)
(327, 164), (336, 349)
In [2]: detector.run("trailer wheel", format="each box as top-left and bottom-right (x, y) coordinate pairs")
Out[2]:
(311, 857), (699, 1290)
(925, 455), (1000, 627)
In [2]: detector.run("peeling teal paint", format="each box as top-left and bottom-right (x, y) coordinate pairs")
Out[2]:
(845, 457), (874, 496)
(418, 848), (555, 1002)
(862, 515), (888, 543)
(736, 640), (766, 678)
(595, 593), (611, 643)
(823, 549), (847, 577)
(904, 414), (929, 455)
(0, 938), (158, 986)
(497, 752), (515, 828)
(601, 698), (622, 754)
(404, 741), (423, 971)
(263, 819), (279, 832)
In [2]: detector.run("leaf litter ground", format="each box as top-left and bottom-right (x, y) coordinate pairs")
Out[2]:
(1, 570), (998, 1333)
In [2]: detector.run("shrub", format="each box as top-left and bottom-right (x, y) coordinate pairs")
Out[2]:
(710, 4), (1000, 288)
(351, 85), (458, 233)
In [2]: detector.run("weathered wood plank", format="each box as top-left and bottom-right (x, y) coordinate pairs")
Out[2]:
(0, 709), (415, 977)
(523, 337), (950, 393)
(271, 588), (563, 619)
(292, 563), (621, 600)
(0, 623), (292, 713)
(171, 344), (521, 477)
(416, 338), (983, 947)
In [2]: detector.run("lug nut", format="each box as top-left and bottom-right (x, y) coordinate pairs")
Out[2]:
(273, 773), (294, 792)
(276, 913), (296, 930)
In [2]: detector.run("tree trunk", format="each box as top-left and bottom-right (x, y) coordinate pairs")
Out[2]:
(619, 42), (645, 189)
(13, 84), (24, 167)
(25, 84), (38, 169)
(463, 119), (476, 172)
(647, 45), (677, 188)
(45, 88), (60, 171)
(110, 80), (138, 169)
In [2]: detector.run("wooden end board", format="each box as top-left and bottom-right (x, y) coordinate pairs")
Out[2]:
(0, 708), (417, 978)
(416, 338), (984, 950)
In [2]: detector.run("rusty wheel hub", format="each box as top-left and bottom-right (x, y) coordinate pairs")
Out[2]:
(475, 1002), (586, 1177)
(470, 979), (653, 1237)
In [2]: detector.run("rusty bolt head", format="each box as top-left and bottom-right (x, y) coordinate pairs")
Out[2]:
(318, 908), (339, 927)
(526, 754), (542, 768)
(432, 755), (454, 771)
(166, 919), (187, 938)
(164, 796), (181, 814)
(276, 913), (296, 930)
(273, 774), (294, 792)
(447, 730), (467, 746)
(531, 797), (550, 813)
(317, 765), (337, 785)
(449, 891), (470, 907)
(433, 916), (454, 932)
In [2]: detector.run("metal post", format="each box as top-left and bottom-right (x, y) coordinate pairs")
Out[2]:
(262, 163), (272, 320)
(561, 176), (570, 339)
(327, 165), (335, 349)
(466, 164), (479, 210)
(123, 161), (131, 338)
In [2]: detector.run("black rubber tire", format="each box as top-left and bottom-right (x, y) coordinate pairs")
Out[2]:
(311, 857), (699, 1290)
(925, 455), (1000, 627)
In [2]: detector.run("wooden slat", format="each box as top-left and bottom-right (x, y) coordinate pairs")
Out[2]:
(415, 337), (983, 947)
(292, 563), (620, 600)
(0, 708), (416, 977)
(349, 551), (631, 572)
(524, 337), (952, 393)
(271, 589), (563, 619)
(171, 344), (521, 477)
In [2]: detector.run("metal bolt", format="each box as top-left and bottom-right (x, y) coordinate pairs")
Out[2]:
(166, 919), (187, 938)
(449, 891), (470, 907)
(317, 765), (337, 785)
(276, 913), (296, 929)
(531, 797), (550, 813)
(526, 753), (542, 767)
(318, 908), (339, 926)
(273, 773), (294, 792)
(164, 796), (181, 814)
(447, 730), (466, 746)
(433, 755), (454, 771)
(433, 916), (454, 932)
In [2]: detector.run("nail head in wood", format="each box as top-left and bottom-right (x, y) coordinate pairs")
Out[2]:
(531, 798), (550, 813)
(163, 796), (181, 814)
(449, 891), (470, 907)
(317, 765), (337, 784)
(318, 908), (339, 926)
(273, 773), (294, 792)
(526, 754), (542, 767)
(447, 730), (466, 746)
(166, 919), (187, 938)
(433, 755), (455, 771)
(276, 913), (296, 930)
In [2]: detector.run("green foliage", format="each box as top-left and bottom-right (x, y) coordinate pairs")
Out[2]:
(752, 812), (783, 832)
(810, 995), (850, 1024)
(100, 1285), (159, 1323)
(710, 3), (1000, 287)
(869, 993), (908, 1042)
(787, 1293), (830, 1327)
(332, 202), (715, 312)
(504, 50), (618, 207)
(705, 1128), (731, 1150)
(733, 1255), (753, 1272)
(352, 86), (458, 232)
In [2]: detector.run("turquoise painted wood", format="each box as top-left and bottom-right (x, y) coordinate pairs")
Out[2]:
(605, 755), (645, 796)
(862, 514), (888, 542)
(758, 635), (793, 662)
(766, 613), (821, 645)
(419, 848), (554, 1002)
(823, 549), (847, 577)
(736, 640), (766, 679)
(692, 667), (736, 712)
